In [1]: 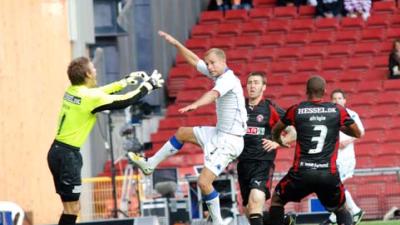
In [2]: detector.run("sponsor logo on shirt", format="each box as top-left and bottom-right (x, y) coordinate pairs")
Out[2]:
(300, 161), (329, 169)
(298, 107), (336, 114)
(64, 93), (81, 105)
(256, 114), (264, 122)
(246, 127), (265, 135)
(309, 116), (326, 121)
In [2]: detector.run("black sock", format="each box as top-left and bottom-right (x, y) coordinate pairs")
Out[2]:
(336, 208), (352, 225)
(263, 211), (271, 225)
(58, 214), (77, 225)
(249, 213), (263, 225)
(270, 206), (285, 225)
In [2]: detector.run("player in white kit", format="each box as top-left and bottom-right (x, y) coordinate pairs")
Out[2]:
(321, 89), (365, 225)
(128, 31), (247, 225)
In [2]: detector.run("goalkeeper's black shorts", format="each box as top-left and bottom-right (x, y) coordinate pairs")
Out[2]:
(47, 140), (82, 202)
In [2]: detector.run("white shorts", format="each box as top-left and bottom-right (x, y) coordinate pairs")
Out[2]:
(337, 159), (355, 182)
(193, 126), (244, 176)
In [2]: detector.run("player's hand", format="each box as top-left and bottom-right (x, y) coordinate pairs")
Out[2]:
(178, 104), (197, 113)
(125, 71), (149, 85)
(159, 30), (179, 46)
(262, 139), (280, 152)
(147, 70), (164, 89)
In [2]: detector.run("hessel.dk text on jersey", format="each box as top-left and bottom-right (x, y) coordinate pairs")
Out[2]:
(298, 107), (336, 114)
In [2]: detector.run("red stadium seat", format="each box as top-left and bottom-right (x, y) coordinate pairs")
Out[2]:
(321, 58), (346, 72)
(290, 19), (315, 33)
(226, 49), (251, 64)
(275, 47), (302, 61)
(224, 9), (249, 23)
(265, 19), (291, 34)
(199, 11), (224, 24)
(308, 31), (335, 45)
(373, 56), (388, 70)
(248, 7), (273, 21)
(383, 79), (400, 91)
(302, 45), (326, 59)
(314, 18), (339, 31)
(158, 118), (187, 131)
(295, 59), (321, 73)
(267, 75), (286, 87)
(386, 28), (400, 40)
(270, 61), (295, 76)
(252, 48), (276, 62)
(340, 17), (365, 30)
(353, 42), (379, 57)
(365, 15), (391, 29)
(185, 39), (209, 53)
(360, 28), (386, 42)
(325, 44), (352, 58)
(246, 62), (269, 75)
(234, 35), (259, 49)
(390, 14), (400, 28)
(209, 37), (235, 50)
(191, 24), (217, 38)
(229, 63), (246, 77)
(347, 56), (373, 71)
(357, 80), (383, 93)
(253, 0), (276, 8)
(298, 5), (316, 18)
(194, 105), (215, 116)
(285, 33), (309, 46)
(259, 34), (285, 48)
(176, 90), (204, 104)
(372, 1), (397, 15)
(375, 92), (400, 105)
(335, 30), (361, 44)
(274, 6), (297, 19)
(166, 104), (186, 118)
(241, 21), (266, 36)
(215, 23), (242, 37)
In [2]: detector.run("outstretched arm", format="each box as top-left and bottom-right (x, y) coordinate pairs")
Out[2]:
(178, 90), (219, 113)
(159, 30), (200, 67)
(272, 120), (289, 148)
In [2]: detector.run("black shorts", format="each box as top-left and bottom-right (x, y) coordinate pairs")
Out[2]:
(237, 160), (275, 206)
(47, 140), (83, 202)
(274, 169), (345, 212)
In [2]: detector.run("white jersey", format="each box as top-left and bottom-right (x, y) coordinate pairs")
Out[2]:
(196, 60), (247, 136)
(337, 108), (365, 163)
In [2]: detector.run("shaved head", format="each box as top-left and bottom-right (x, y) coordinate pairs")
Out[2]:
(205, 48), (226, 61)
(306, 76), (326, 98)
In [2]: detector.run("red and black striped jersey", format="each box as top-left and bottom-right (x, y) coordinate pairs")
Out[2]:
(239, 99), (285, 161)
(282, 100), (354, 173)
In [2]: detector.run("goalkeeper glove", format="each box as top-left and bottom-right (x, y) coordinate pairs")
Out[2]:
(124, 71), (149, 86)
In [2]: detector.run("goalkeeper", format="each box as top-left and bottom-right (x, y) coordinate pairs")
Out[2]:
(47, 56), (164, 225)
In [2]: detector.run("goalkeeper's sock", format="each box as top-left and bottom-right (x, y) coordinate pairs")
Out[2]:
(148, 136), (183, 168)
(58, 213), (77, 225)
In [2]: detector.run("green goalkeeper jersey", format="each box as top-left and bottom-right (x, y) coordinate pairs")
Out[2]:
(55, 80), (149, 148)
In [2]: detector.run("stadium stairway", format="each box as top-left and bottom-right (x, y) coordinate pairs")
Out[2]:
(100, 0), (400, 220)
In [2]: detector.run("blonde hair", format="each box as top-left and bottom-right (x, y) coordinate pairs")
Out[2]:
(205, 48), (226, 61)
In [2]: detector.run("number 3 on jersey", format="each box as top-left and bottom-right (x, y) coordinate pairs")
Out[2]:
(309, 125), (327, 154)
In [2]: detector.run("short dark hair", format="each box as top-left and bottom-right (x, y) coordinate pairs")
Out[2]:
(247, 71), (267, 84)
(306, 76), (326, 98)
(331, 88), (346, 99)
(67, 57), (91, 85)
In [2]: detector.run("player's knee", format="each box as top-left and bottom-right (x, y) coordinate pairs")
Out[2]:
(62, 201), (80, 215)
(175, 127), (192, 142)
(247, 195), (264, 213)
(198, 178), (212, 192)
